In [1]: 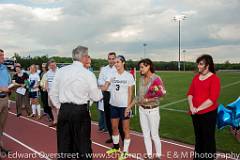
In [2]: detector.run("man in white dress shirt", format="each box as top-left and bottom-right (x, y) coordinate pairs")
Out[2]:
(98, 52), (124, 144)
(49, 46), (103, 160)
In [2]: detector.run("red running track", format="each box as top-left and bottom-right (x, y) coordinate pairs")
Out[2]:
(1, 102), (239, 160)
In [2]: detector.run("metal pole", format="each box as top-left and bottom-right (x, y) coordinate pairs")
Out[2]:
(178, 20), (181, 71)
(143, 43), (147, 58)
(183, 50), (186, 71)
(144, 46), (145, 58)
(134, 67), (137, 116)
(29, 54), (31, 67)
(184, 52), (185, 71)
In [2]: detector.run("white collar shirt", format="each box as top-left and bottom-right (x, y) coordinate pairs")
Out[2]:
(98, 65), (116, 91)
(49, 61), (103, 108)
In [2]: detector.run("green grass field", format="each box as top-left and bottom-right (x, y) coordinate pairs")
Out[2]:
(90, 71), (240, 153)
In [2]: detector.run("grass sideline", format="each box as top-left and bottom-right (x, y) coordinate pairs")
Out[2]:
(10, 71), (240, 153)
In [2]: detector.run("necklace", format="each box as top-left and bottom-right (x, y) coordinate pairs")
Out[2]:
(201, 71), (209, 76)
(199, 72), (212, 80)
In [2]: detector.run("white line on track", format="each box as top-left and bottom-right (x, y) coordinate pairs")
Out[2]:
(7, 111), (143, 160)
(9, 110), (235, 159)
(90, 122), (239, 160)
(3, 132), (52, 160)
(91, 121), (194, 150)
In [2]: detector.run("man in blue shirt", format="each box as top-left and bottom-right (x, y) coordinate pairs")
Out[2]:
(0, 49), (11, 155)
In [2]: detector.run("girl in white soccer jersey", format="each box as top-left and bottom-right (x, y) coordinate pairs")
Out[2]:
(101, 55), (135, 160)
(28, 64), (41, 119)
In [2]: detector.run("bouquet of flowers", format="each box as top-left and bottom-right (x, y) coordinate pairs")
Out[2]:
(144, 77), (166, 99)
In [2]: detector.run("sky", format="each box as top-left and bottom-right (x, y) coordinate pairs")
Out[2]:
(1, 0), (240, 63)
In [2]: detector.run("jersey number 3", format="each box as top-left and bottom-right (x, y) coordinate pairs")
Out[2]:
(116, 84), (120, 91)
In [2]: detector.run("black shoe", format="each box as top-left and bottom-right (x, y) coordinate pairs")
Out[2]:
(0, 146), (11, 154)
(17, 113), (22, 117)
(48, 123), (57, 127)
(105, 138), (113, 143)
(42, 113), (47, 117)
(47, 117), (53, 122)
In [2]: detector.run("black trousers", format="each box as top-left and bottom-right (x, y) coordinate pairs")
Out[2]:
(191, 109), (217, 160)
(40, 90), (53, 120)
(57, 103), (92, 160)
(103, 91), (124, 141)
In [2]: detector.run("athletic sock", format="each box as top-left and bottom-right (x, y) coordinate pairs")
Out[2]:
(36, 105), (41, 116)
(112, 135), (120, 149)
(123, 139), (131, 152)
(32, 104), (36, 115)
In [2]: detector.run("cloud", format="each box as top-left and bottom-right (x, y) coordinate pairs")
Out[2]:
(185, 44), (240, 63)
(28, 0), (60, 3)
(0, 0), (239, 63)
(32, 7), (62, 21)
(209, 25), (240, 41)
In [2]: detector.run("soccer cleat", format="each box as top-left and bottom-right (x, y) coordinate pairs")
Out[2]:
(118, 152), (128, 160)
(106, 148), (120, 154)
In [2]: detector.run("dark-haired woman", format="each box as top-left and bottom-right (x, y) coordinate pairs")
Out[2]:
(101, 55), (135, 160)
(187, 54), (220, 160)
(12, 64), (32, 117)
(129, 58), (166, 159)
(128, 58), (166, 160)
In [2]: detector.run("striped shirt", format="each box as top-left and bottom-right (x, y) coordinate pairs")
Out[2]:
(46, 69), (57, 91)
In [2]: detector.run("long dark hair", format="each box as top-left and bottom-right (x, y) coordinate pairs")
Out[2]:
(138, 58), (155, 73)
(196, 54), (215, 74)
(116, 55), (126, 69)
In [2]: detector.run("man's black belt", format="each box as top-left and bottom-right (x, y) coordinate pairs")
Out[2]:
(61, 103), (89, 110)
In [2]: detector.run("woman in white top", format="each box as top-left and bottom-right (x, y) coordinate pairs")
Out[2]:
(28, 64), (41, 119)
(101, 55), (135, 160)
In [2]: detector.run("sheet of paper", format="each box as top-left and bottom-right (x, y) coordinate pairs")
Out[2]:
(16, 87), (26, 95)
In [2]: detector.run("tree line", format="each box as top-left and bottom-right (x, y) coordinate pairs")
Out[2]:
(12, 53), (240, 71)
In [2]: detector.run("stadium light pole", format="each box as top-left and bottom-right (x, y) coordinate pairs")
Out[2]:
(173, 15), (186, 71)
(13, 56), (17, 63)
(143, 43), (147, 58)
(183, 49), (186, 71)
(28, 54), (31, 67)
